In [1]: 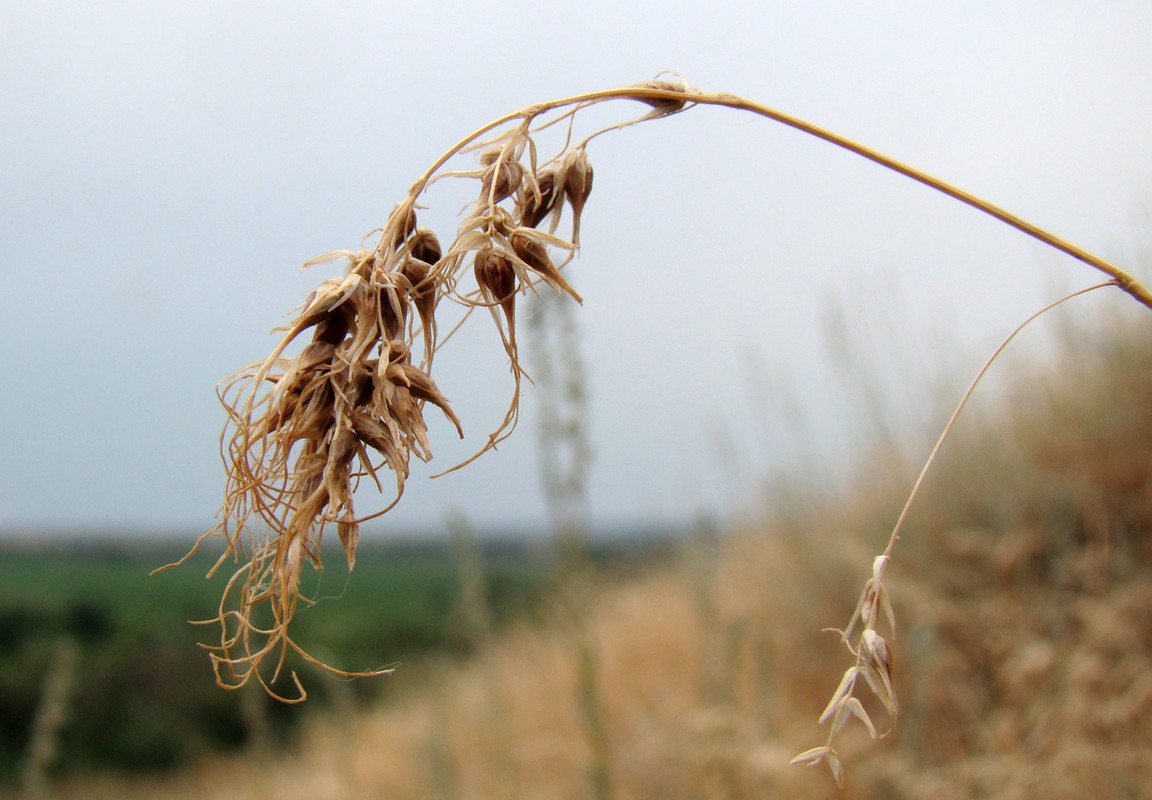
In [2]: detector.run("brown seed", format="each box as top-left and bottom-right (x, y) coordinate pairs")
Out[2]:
(310, 305), (354, 345)
(353, 370), (376, 407)
(399, 256), (438, 354)
(564, 151), (593, 208)
(378, 282), (409, 341)
(408, 228), (442, 265)
(385, 361), (463, 437)
(490, 206), (516, 237)
(399, 257), (434, 306)
(474, 247), (517, 336)
(510, 232), (582, 303)
(350, 409), (402, 465)
(298, 341), (335, 372)
(564, 150), (593, 244)
(520, 168), (557, 229)
(481, 158), (524, 204)
(509, 232), (549, 273)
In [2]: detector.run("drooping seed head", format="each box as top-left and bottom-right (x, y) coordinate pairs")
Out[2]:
(859, 629), (898, 715)
(350, 409), (400, 465)
(399, 256), (434, 306)
(337, 518), (360, 569)
(301, 274), (364, 323)
(321, 427), (360, 521)
(474, 248), (517, 301)
(352, 368), (376, 407)
(382, 339), (411, 364)
(564, 150), (593, 209)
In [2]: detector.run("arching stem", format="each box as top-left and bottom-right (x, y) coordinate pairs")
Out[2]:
(407, 85), (1152, 310)
(882, 280), (1116, 558)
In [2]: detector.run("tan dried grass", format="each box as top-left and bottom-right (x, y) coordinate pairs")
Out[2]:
(165, 74), (1152, 787)
(51, 324), (1152, 798)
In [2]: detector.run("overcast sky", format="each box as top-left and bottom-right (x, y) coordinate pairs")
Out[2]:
(3, 2), (1151, 540)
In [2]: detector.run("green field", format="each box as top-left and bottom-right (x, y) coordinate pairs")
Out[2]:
(0, 536), (559, 781)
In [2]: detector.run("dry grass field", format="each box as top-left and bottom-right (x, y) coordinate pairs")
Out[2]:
(27, 316), (1152, 800)
(21, 80), (1151, 800)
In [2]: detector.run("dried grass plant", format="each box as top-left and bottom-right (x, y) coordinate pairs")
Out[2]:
(48, 326), (1152, 800)
(20, 637), (78, 798)
(169, 74), (1152, 778)
(526, 288), (616, 800)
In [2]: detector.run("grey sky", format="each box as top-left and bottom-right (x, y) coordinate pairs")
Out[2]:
(3, 3), (1151, 538)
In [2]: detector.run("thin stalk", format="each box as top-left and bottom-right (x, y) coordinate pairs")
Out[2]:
(407, 85), (1152, 310)
(882, 280), (1115, 557)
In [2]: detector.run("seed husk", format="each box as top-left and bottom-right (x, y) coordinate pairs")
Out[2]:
(474, 247), (518, 337)
(481, 157), (524, 204)
(510, 231), (582, 303)
(489, 206), (516, 238)
(378, 281), (409, 341)
(298, 341), (336, 372)
(310, 305), (354, 345)
(563, 150), (593, 244)
(520, 168), (557, 229)
(384, 361), (463, 437)
(387, 202), (418, 250)
(399, 256), (438, 354)
(408, 228), (442, 265)
(337, 518), (360, 569)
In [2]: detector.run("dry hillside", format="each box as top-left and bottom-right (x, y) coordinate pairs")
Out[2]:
(35, 317), (1152, 800)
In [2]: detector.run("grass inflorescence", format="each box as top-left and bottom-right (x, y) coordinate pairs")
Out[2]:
(172, 76), (694, 701)
(171, 73), (1152, 783)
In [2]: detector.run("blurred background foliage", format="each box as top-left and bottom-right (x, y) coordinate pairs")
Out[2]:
(0, 538), (580, 780)
(3, 310), (1152, 798)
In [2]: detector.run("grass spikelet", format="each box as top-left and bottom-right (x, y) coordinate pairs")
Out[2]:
(793, 282), (1119, 781)
(474, 247), (518, 339)
(168, 74), (1152, 708)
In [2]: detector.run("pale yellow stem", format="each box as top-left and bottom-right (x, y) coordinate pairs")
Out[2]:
(408, 84), (1152, 311)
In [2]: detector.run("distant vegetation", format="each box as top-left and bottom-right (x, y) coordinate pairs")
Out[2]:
(0, 538), (571, 782)
(8, 316), (1150, 798)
